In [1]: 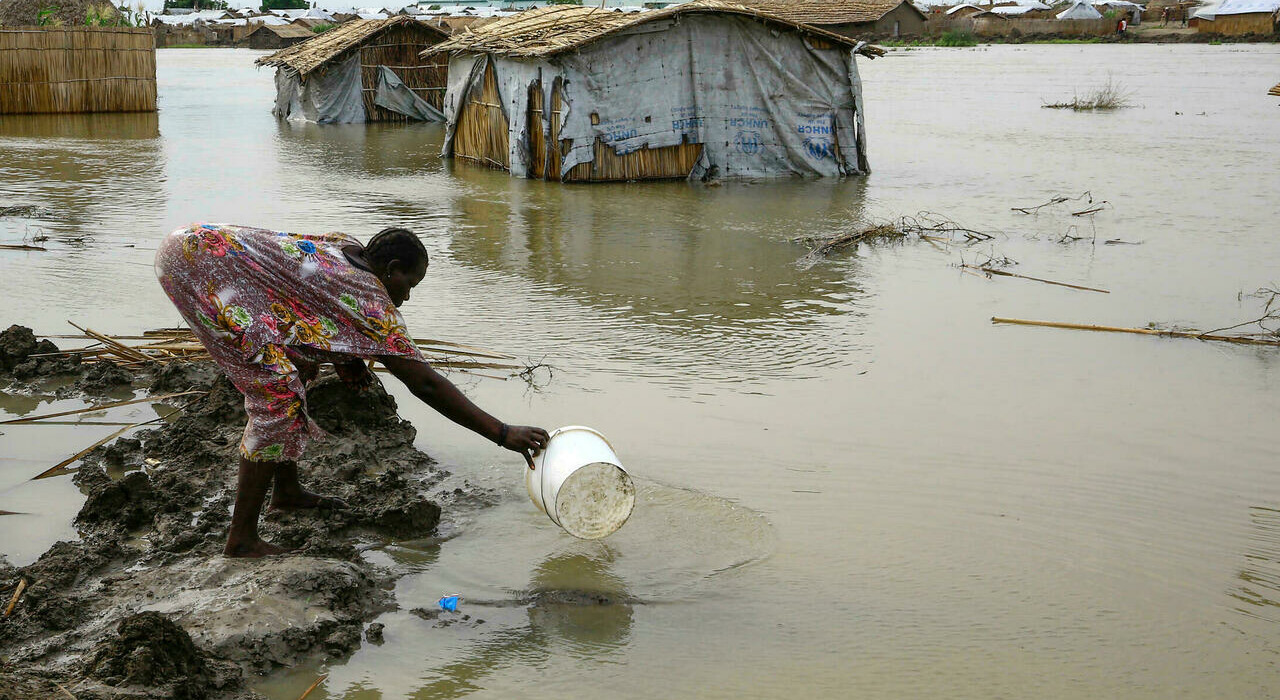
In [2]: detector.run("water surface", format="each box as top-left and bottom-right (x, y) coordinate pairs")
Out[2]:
(2, 44), (1280, 698)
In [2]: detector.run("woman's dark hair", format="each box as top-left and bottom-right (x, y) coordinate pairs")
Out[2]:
(365, 227), (427, 273)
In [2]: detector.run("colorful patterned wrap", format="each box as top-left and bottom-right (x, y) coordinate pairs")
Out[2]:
(155, 223), (426, 461)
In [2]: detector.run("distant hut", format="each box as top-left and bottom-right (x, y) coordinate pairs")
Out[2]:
(740, 0), (929, 37)
(1271, 81), (1280, 96)
(1057, 1), (1104, 18)
(1195, 0), (1279, 34)
(945, 3), (989, 17)
(246, 23), (315, 49)
(424, 0), (883, 182)
(256, 17), (450, 123)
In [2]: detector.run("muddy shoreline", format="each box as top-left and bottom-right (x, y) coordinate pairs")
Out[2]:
(0, 325), (487, 699)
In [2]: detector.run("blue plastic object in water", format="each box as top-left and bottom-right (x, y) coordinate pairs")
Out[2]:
(438, 595), (460, 612)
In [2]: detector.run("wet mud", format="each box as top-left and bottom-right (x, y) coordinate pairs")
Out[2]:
(0, 326), (474, 699)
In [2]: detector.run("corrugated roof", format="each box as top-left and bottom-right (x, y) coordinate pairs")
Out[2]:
(736, 0), (926, 24)
(422, 0), (887, 59)
(1208, 0), (1280, 15)
(256, 16), (448, 76)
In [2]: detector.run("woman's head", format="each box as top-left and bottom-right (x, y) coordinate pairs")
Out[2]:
(365, 227), (428, 307)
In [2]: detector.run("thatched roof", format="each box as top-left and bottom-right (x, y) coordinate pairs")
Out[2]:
(1270, 82), (1280, 97)
(422, 0), (886, 59)
(736, 0), (928, 24)
(256, 16), (448, 77)
(251, 23), (315, 39)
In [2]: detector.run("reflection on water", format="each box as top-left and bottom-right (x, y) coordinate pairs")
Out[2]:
(1230, 506), (1280, 623)
(0, 112), (160, 140)
(445, 169), (873, 382)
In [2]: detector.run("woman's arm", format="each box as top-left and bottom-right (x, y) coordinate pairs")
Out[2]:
(378, 354), (548, 464)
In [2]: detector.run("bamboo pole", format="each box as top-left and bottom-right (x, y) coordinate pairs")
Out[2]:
(4, 579), (26, 617)
(991, 317), (1280, 347)
(297, 674), (328, 700)
(0, 391), (204, 425)
(32, 416), (167, 480)
(964, 266), (1109, 294)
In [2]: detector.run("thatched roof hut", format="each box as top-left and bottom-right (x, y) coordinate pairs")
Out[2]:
(246, 22), (314, 50)
(256, 16), (449, 123)
(736, 0), (929, 37)
(425, 0), (883, 182)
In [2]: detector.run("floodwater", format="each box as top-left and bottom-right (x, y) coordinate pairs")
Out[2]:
(3, 44), (1280, 698)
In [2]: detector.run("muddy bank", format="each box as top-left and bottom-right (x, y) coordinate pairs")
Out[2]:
(0, 325), (484, 699)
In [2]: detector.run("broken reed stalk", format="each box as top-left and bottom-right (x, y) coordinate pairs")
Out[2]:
(297, 674), (328, 700)
(0, 510), (26, 516)
(33, 416), (168, 480)
(0, 390), (205, 425)
(67, 321), (153, 364)
(0, 243), (47, 251)
(963, 265), (1109, 293)
(4, 578), (26, 617)
(991, 317), (1280, 347)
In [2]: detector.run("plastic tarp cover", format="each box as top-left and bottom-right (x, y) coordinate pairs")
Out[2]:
(271, 55), (366, 124)
(441, 14), (867, 179)
(373, 66), (445, 122)
(1057, 1), (1104, 18)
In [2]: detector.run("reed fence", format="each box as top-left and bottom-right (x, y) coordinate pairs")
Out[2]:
(0, 26), (156, 114)
(926, 16), (1114, 37)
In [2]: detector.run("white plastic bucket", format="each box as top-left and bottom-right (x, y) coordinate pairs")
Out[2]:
(526, 426), (635, 540)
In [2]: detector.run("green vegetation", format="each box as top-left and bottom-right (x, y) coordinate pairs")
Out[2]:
(36, 3), (145, 26)
(37, 6), (59, 25)
(260, 0), (307, 9)
(311, 22), (336, 32)
(937, 29), (978, 46)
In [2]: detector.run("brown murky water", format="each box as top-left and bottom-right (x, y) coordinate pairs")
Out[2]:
(3, 44), (1280, 698)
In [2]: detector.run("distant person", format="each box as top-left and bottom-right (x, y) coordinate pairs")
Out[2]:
(155, 224), (549, 557)
(1161, 5), (1170, 25)
(1117, 16), (1128, 34)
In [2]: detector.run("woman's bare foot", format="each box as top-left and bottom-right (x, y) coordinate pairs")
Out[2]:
(223, 536), (291, 558)
(269, 489), (348, 511)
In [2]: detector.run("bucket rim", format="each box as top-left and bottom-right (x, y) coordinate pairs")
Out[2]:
(545, 425), (618, 454)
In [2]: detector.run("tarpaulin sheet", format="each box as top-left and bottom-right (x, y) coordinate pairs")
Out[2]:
(373, 65), (446, 122)
(441, 14), (868, 180)
(272, 55), (365, 124)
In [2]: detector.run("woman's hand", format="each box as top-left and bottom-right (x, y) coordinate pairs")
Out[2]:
(500, 424), (550, 469)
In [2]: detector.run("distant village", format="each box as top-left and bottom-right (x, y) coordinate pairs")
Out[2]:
(144, 0), (1278, 49)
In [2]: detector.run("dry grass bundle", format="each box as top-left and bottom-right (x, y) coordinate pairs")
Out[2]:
(37, 323), (525, 379)
(423, 0), (885, 60)
(0, 26), (155, 114)
(1043, 77), (1133, 111)
(256, 17), (447, 79)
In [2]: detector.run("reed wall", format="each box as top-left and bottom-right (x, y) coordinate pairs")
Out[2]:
(0, 26), (156, 114)
(358, 22), (448, 122)
(926, 16), (1115, 36)
(1197, 13), (1276, 35)
(452, 60), (511, 169)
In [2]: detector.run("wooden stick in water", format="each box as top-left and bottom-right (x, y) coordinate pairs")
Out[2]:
(4, 578), (26, 617)
(991, 317), (1280, 347)
(33, 416), (167, 480)
(67, 322), (153, 364)
(965, 266), (1109, 294)
(0, 391), (203, 425)
(297, 674), (328, 700)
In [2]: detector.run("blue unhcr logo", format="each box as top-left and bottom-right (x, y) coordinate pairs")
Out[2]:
(734, 130), (762, 155)
(797, 113), (835, 160)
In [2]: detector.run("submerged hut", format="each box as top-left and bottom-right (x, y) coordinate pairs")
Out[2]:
(256, 16), (450, 123)
(246, 23), (315, 50)
(0, 26), (156, 115)
(739, 0), (929, 37)
(425, 0), (883, 182)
